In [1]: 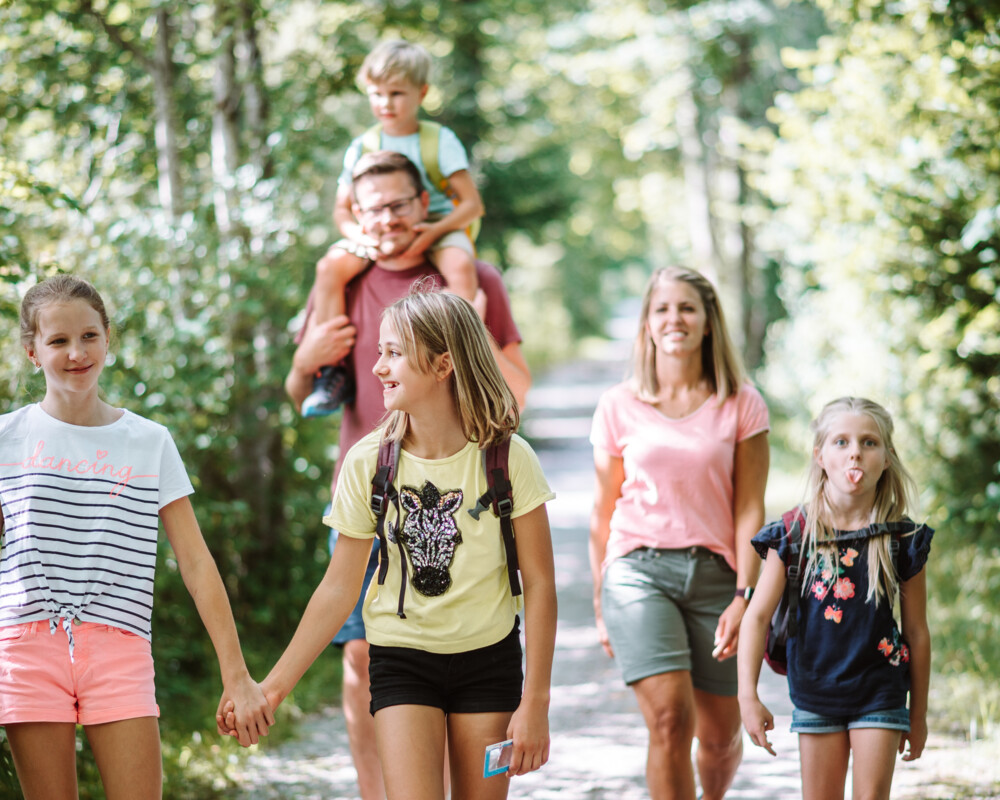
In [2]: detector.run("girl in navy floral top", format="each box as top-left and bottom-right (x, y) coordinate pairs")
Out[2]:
(737, 397), (932, 800)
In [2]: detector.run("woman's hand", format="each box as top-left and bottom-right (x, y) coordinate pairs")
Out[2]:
(712, 597), (748, 661)
(593, 601), (614, 658)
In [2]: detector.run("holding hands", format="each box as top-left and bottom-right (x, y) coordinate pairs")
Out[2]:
(216, 678), (277, 747)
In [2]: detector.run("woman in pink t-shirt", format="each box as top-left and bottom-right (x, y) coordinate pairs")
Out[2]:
(589, 267), (770, 800)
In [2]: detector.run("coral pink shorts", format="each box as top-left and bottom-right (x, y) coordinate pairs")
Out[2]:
(0, 620), (159, 726)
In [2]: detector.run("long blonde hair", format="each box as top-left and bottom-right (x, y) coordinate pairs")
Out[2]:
(380, 284), (519, 448)
(803, 397), (917, 605)
(630, 266), (745, 404)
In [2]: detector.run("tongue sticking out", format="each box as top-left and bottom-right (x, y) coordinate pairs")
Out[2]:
(847, 469), (863, 485)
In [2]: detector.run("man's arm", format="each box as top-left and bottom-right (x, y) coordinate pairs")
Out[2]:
(471, 287), (531, 410)
(495, 340), (531, 411)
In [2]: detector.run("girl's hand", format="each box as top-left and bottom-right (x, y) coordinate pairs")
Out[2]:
(220, 677), (285, 738)
(217, 698), (237, 737)
(505, 698), (550, 776)
(217, 677), (275, 747)
(739, 697), (776, 756)
(711, 598), (747, 661)
(900, 715), (927, 761)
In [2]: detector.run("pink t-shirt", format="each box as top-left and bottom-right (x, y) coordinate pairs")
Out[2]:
(590, 381), (769, 571)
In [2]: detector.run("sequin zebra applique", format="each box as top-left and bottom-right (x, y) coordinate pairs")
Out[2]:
(391, 481), (464, 597)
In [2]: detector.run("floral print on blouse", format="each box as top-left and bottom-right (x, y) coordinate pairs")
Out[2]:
(752, 512), (933, 717)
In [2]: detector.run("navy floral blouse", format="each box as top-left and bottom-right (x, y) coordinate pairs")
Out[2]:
(752, 514), (933, 717)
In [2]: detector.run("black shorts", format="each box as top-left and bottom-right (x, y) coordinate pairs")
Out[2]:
(368, 619), (523, 715)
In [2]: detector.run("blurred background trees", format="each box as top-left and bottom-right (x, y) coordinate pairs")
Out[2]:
(2, 0), (997, 793)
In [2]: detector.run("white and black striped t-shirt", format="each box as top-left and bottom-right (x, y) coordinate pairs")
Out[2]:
(0, 404), (193, 640)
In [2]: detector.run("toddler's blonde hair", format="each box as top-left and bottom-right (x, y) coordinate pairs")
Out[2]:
(359, 40), (431, 89)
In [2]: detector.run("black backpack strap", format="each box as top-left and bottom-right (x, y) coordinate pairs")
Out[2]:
(869, 521), (907, 563)
(370, 436), (408, 618)
(781, 506), (806, 638)
(468, 438), (521, 597)
(869, 521), (909, 598)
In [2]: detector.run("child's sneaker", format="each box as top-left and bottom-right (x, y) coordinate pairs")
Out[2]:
(301, 365), (355, 418)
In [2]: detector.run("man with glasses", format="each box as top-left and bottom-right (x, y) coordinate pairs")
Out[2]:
(284, 150), (530, 798)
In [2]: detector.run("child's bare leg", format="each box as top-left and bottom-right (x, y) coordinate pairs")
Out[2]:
(447, 711), (514, 800)
(799, 731), (850, 800)
(301, 246), (363, 417)
(431, 246), (478, 303)
(848, 728), (900, 800)
(86, 717), (162, 800)
(6, 722), (79, 799)
(312, 246), (367, 326)
(341, 639), (385, 800)
(374, 704), (447, 800)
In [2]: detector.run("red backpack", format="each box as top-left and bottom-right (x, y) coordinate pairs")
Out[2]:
(763, 508), (805, 675)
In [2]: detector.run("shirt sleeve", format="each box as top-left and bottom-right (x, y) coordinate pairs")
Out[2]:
(158, 429), (195, 509)
(751, 518), (790, 561)
(896, 523), (934, 581)
(736, 383), (771, 442)
(509, 435), (556, 519)
(590, 386), (624, 457)
(326, 435), (379, 539)
(438, 125), (471, 178)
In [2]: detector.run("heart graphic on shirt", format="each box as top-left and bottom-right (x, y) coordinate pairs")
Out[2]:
(96, 450), (108, 459)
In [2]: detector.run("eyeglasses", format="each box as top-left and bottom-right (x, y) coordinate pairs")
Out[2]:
(357, 195), (419, 220)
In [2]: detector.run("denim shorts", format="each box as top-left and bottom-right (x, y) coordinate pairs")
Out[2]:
(601, 546), (738, 694)
(329, 530), (379, 646)
(791, 705), (910, 734)
(368, 619), (523, 715)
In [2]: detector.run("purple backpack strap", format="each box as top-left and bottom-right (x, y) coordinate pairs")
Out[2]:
(370, 436), (408, 618)
(469, 438), (521, 597)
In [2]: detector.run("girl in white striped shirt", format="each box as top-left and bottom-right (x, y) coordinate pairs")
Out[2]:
(0, 275), (273, 798)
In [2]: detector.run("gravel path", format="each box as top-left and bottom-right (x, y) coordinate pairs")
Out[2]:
(231, 336), (999, 799)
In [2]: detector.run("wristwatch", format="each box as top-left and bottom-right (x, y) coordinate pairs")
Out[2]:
(735, 586), (754, 600)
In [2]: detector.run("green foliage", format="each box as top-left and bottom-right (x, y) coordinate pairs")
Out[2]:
(749, 0), (1000, 712)
(4, 0), (1000, 791)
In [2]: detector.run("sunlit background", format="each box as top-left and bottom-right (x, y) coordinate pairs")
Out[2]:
(1, 0), (997, 795)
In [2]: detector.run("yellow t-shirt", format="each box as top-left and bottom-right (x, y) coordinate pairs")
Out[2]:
(326, 431), (554, 653)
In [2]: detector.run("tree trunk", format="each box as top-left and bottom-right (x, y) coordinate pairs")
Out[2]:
(239, 0), (271, 177)
(212, 1), (240, 237)
(152, 9), (182, 220)
(676, 83), (718, 284)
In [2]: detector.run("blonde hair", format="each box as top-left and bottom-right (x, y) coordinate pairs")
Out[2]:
(20, 274), (111, 350)
(804, 397), (917, 605)
(380, 283), (519, 448)
(359, 40), (431, 88)
(630, 266), (745, 404)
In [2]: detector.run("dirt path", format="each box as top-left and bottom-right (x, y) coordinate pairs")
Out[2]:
(231, 337), (998, 799)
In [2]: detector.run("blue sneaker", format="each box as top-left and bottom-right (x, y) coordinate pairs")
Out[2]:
(301, 366), (355, 418)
